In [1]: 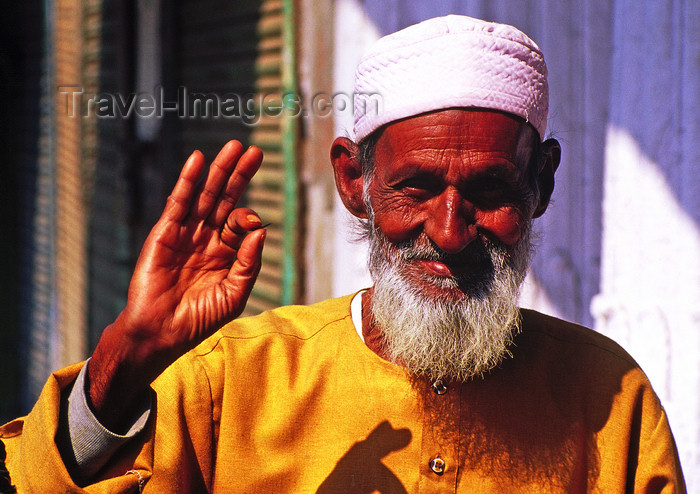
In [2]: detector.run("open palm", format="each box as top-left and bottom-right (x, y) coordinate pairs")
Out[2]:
(88, 141), (266, 429)
(123, 141), (265, 361)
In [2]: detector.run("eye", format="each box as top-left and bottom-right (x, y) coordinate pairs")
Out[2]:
(468, 177), (530, 208)
(478, 178), (507, 192)
(468, 177), (511, 198)
(396, 176), (441, 198)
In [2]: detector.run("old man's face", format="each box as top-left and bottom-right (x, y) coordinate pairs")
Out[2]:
(365, 109), (539, 298)
(331, 107), (556, 380)
(361, 109), (543, 380)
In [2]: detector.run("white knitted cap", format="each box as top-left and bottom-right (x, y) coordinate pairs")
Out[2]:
(353, 15), (548, 141)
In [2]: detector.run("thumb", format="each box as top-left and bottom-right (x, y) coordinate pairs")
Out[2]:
(226, 228), (266, 293)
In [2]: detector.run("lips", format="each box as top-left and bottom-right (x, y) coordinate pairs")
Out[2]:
(390, 232), (500, 289)
(417, 259), (457, 277)
(411, 251), (495, 283)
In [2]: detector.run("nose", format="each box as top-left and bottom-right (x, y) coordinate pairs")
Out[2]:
(424, 187), (477, 254)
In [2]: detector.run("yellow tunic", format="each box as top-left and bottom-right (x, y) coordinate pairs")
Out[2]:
(0, 295), (685, 492)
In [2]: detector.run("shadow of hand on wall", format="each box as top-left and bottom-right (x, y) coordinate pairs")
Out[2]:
(317, 420), (411, 494)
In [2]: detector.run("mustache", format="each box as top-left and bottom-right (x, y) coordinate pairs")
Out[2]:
(383, 233), (504, 299)
(392, 233), (500, 267)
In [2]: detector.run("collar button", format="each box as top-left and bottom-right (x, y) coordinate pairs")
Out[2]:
(429, 456), (446, 475)
(431, 379), (448, 395)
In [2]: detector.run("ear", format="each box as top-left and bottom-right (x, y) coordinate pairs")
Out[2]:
(532, 138), (561, 218)
(331, 137), (368, 219)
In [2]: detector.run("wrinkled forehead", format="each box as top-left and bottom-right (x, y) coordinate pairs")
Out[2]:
(373, 108), (539, 165)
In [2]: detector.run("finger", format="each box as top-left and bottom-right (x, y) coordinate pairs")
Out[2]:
(209, 145), (264, 226)
(193, 140), (245, 220)
(229, 228), (266, 280)
(223, 228), (266, 305)
(162, 151), (206, 222)
(220, 208), (262, 250)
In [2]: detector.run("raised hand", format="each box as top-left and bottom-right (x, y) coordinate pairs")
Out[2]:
(88, 141), (266, 431)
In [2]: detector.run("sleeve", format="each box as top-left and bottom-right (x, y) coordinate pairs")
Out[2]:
(633, 401), (687, 494)
(0, 353), (217, 493)
(66, 359), (151, 481)
(0, 362), (152, 493)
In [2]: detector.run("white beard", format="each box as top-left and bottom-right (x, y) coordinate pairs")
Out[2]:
(365, 220), (533, 382)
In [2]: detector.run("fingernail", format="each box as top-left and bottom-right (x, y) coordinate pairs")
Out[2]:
(246, 214), (261, 225)
(251, 222), (271, 231)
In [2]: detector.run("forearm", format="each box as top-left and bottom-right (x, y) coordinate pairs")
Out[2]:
(87, 311), (176, 433)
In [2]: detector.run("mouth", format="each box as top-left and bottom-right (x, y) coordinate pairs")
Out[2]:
(383, 232), (505, 297)
(407, 253), (497, 298)
(416, 259), (465, 278)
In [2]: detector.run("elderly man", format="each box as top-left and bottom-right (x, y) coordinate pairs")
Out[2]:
(0, 15), (685, 493)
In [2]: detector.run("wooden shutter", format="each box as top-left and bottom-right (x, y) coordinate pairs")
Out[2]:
(14, 0), (97, 409)
(246, 0), (299, 314)
(54, 0), (92, 369)
(175, 0), (299, 316)
(84, 0), (132, 350)
(2, 0), (52, 415)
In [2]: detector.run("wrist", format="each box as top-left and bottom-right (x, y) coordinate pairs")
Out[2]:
(87, 318), (159, 433)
